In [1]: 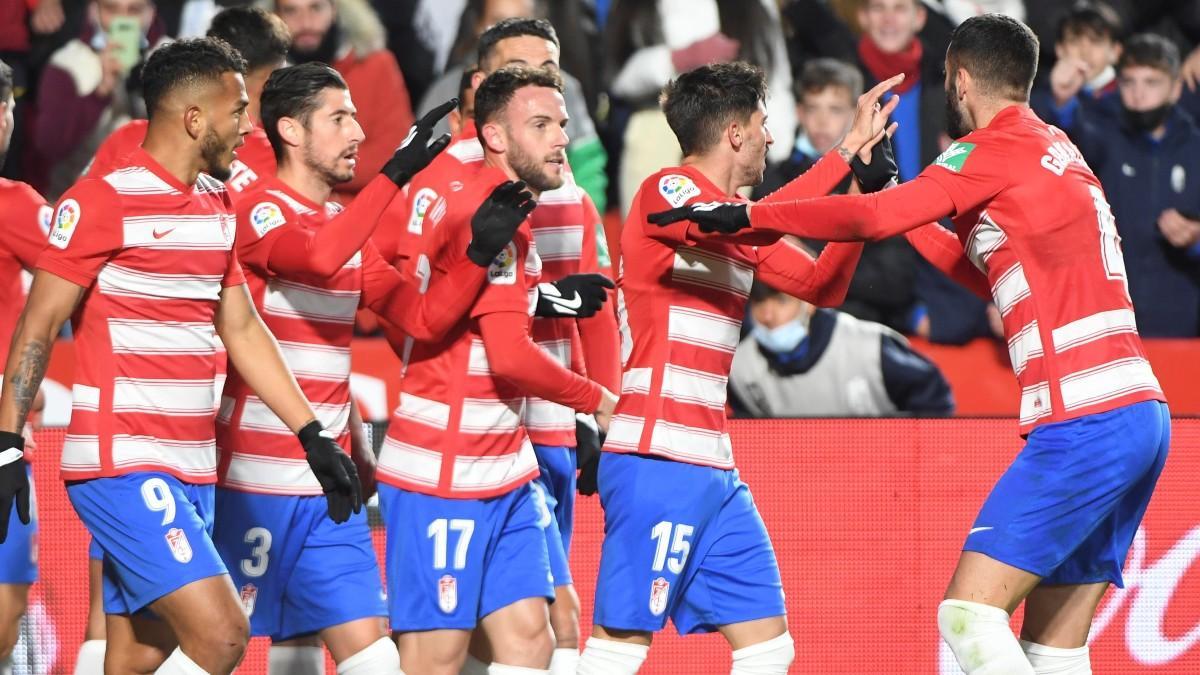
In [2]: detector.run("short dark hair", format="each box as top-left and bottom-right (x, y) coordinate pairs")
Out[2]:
(947, 14), (1040, 101)
(749, 280), (783, 304)
(260, 62), (348, 160)
(474, 65), (564, 127)
(207, 7), (291, 72)
(1119, 33), (1181, 79)
(476, 18), (559, 71)
(0, 59), (12, 102)
(661, 61), (767, 157)
(459, 65), (479, 114)
(1056, 1), (1122, 44)
(142, 38), (248, 116)
(796, 58), (863, 102)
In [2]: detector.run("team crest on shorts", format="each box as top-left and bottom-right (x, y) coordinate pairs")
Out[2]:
(165, 527), (193, 563)
(649, 577), (670, 616)
(239, 583), (258, 617)
(438, 574), (458, 614)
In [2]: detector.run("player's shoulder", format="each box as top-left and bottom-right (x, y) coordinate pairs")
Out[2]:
(238, 183), (310, 238)
(641, 166), (717, 210)
(0, 178), (47, 207)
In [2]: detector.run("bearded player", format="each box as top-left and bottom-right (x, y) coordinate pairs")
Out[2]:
(651, 15), (1169, 675)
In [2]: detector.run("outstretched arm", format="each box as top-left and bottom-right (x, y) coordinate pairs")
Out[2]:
(755, 239), (863, 307)
(904, 223), (992, 301)
(361, 243), (487, 342)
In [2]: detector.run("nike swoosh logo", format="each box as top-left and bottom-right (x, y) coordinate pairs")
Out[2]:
(547, 292), (583, 311)
(969, 526), (993, 535)
(152, 228), (176, 239)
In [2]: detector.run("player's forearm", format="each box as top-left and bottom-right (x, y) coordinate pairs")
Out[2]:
(369, 255), (487, 342)
(756, 240), (863, 307)
(904, 223), (992, 302)
(0, 274), (82, 432)
(756, 150), (851, 204)
(480, 312), (603, 413)
(578, 307), (622, 393)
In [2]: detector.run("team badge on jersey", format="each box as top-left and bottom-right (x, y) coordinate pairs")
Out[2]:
(240, 583), (258, 617)
(165, 527), (193, 564)
(48, 198), (81, 249)
(250, 202), (287, 238)
(438, 574), (458, 613)
(409, 188), (439, 234)
(659, 174), (701, 208)
(933, 142), (975, 173)
(649, 577), (670, 616)
(37, 205), (53, 235)
(489, 242), (518, 285)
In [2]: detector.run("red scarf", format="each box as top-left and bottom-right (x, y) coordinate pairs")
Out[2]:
(858, 36), (923, 94)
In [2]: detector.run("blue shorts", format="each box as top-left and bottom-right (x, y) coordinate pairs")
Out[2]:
(593, 453), (785, 635)
(379, 482), (554, 632)
(532, 444), (575, 587)
(67, 472), (228, 614)
(0, 466), (37, 585)
(965, 400), (1171, 587)
(212, 488), (387, 641)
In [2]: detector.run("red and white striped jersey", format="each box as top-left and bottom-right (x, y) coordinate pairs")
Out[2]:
(922, 105), (1163, 433)
(37, 148), (244, 483)
(376, 166), (544, 499)
(0, 180), (51, 361)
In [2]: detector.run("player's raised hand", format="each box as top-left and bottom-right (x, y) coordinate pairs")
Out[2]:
(535, 274), (615, 318)
(851, 132), (899, 193)
(466, 180), (537, 266)
(840, 73), (904, 160)
(647, 201), (750, 234)
(0, 430), (31, 544)
(298, 421), (363, 524)
(381, 98), (459, 186)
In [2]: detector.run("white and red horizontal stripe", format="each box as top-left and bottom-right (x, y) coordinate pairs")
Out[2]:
(98, 264), (224, 301)
(262, 279), (360, 325)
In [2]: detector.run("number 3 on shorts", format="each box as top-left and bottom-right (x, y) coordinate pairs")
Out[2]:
(241, 527), (272, 578)
(650, 521), (694, 574)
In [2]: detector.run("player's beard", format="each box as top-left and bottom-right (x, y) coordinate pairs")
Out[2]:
(945, 81), (972, 140)
(509, 141), (564, 194)
(305, 139), (355, 186)
(200, 127), (234, 181)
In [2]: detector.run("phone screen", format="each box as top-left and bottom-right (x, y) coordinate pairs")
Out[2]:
(108, 16), (142, 73)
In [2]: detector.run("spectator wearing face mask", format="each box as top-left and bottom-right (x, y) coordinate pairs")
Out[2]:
(729, 281), (954, 418)
(1058, 33), (1200, 337)
(1032, 1), (1124, 127)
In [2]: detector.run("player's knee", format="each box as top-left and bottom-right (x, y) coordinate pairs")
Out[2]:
(335, 637), (401, 675)
(186, 611), (249, 670)
(1020, 640), (1092, 675)
(938, 600), (1034, 674)
(497, 617), (554, 667)
(729, 632), (794, 675)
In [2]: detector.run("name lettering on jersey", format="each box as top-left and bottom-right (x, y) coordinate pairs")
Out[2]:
(659, 174), (701, 207)
(250, 201), (287, 238)
(1040, 141), (1087, 176)
(227, 160), (258, 192)
(408, 188), (439, 234)
(489, 242), (518, 285)
(37, 205), (53, 235)
(933, 142), (975, 172)
(48, 198), (81, 249)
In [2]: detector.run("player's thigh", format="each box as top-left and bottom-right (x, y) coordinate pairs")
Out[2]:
(319, 617), (389, 664)
(149, 573), (248, 650)
(945, 551), (1042, 614)
(549, 584), (581, 645)
(87, 544), (107, 641)
(0, 583), (29, 656)
(394, 628), (471, 675)
(479, 596), (554, 668)
(719, 616), (790, 652)
(1019, 582), (1109, 648)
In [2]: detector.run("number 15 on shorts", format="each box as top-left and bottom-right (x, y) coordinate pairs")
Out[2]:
(649, 521), (693, 616)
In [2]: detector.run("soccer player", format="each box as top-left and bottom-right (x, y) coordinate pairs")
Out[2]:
(88, 6), (290, 193)
(0, 58), (50, 674)
(575, 61), (900, 675)
(375, 65), (616, 675)
(651, 15), (1170, 675)
(0, 38), (362, 675)
(211, 61), (525, 675)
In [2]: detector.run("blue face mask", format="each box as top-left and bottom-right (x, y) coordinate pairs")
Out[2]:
(752, 317), (808, 354)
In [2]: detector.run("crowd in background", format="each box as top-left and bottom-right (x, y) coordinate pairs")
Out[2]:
(2, 0), (1199, 418)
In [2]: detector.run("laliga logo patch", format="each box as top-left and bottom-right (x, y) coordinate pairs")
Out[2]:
(438, 574), (458, 613)
(165, 527), (193, 563)
(48, 198), (81, 249)
(239, 583), (258, 617)
(488, 242), (517, 285)
(658, 174), (701, 208)
(649, 577), (670, 616)
(408, 188), (439, 234)
(249, 201), (287, 238)
(37, 205), (53, 235)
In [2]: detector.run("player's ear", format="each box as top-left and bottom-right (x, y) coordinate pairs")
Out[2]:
(479, 121), (507, 154)
(278, 116), (304, 152)
(727, 121), (743, 151)
(956, 68), (970, 101)
(183, 104), (204, 141)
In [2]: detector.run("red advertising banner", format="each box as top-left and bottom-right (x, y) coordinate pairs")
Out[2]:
(11, 418), (1200, 673)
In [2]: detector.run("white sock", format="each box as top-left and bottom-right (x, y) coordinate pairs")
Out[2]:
(577, 637), (649, 675)
(269, 645), (325, 675)
(938, 600), (1034, 674)
(1020, 640), (1092, 674)
(155, 648), (210, 675)
(461, 654), (490, 675)
(730, 633), (795, 675)
(74, 640), (107, 675)
(548, 647), (578, 675)
(337, 637), (403, 675)
(487, 665), (548, 674)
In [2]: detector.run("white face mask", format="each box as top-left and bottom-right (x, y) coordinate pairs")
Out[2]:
(751, 316), (809, 354)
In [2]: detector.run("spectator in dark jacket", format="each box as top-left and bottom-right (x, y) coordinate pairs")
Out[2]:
(1060, 33), (1200, 336)
(1032, 1), (1124, 127)
(729, 282), (954, 418)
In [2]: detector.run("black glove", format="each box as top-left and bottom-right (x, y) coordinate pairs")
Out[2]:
(380, 98), (458, 186)
(575, 414), (602, 496)
(298, 421), (362, 524)
(466, 181), (537, 266)
(535, 274), (615, 319)
(647, 201), (750, 234)
(850, 133), (898, 193)
(0, 431), (30, 545)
